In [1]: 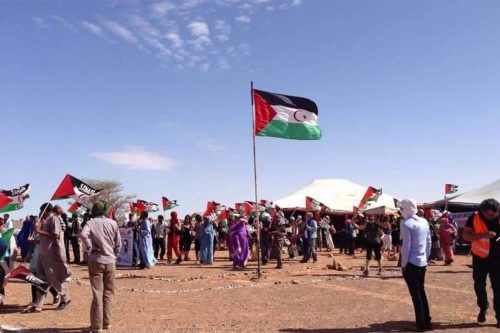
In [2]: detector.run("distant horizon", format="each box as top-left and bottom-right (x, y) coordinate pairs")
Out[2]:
(4, 175), (498, 222)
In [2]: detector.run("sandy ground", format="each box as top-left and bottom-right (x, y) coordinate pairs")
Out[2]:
(0, 250), (497, 333)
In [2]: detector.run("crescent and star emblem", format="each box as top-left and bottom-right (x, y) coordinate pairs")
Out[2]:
(293, 110), (308, 122)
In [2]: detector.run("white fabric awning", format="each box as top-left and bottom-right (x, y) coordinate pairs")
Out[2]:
(450, 179), (500, 205)
(274, 179), (397, 213)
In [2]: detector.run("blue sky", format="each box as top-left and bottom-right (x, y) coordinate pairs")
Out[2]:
(1, 0), (499, 219)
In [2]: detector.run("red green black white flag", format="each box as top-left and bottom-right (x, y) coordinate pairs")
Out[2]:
(0, 184), (30, 213)
(0, 193), (13, 210)
(68, 201), (89, 216)
(136, 200), (159, 215)
(306, 196), (332, 212)
(445, 184), (458, 196)
(162, 197), (179, 211)
(253, 89), (321, 140)
(358, 186), (382, 209)
(51, 174), (101, 200)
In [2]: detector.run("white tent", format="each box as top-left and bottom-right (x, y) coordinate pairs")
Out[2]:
(449, 179), (500, 206)
(274, 179), (397, 213)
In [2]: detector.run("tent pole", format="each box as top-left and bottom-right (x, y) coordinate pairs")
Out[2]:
(251, 81), (261, 278)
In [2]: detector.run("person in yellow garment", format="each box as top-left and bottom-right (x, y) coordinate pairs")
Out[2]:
(463, 198), (500, 327)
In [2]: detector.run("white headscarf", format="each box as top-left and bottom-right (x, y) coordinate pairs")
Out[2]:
(400, 198), (418, 219)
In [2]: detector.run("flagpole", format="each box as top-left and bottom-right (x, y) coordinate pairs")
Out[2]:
(251, 81), (262, 278)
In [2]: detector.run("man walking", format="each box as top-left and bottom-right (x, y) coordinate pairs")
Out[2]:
(400, 198), (432, 332)
(301, 212), (318, 263)
(34, 204), (72, 312)
(463, 198), (500, 327)
(81, 201), (121, 333)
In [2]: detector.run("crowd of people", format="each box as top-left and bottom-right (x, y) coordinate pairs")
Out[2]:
(0, 198), (499, 332)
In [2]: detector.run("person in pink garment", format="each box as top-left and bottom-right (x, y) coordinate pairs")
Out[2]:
(438, 213), (457, 265)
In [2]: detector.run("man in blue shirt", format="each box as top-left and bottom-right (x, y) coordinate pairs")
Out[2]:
(400, 198), (432, 332)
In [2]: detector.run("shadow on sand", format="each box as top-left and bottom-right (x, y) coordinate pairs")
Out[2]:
(279, 321), (490, 333)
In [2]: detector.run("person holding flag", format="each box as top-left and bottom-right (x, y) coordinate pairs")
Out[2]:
(21, 215), (60, 313)
(0, 217), (18, 306)
(230, 215), (250, 269)
(33, 203), (72, 311)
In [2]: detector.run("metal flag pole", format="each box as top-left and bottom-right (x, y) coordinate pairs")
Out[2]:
(250, 81), (262, 278)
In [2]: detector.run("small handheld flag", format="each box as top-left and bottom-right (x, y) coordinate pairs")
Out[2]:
(162, 197), (179, 211)
(359, 186), (382, 210)
(51, 174), (101, 200)
(445, 184), (458, 196)
(68, 202), (89, 216)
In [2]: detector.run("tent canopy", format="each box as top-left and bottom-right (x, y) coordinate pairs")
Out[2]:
(364, 206), (399, 216)
(274, 179), (397, 213)
(450, 179), (500, 206)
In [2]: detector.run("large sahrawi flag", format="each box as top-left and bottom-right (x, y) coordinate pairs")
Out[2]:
(0, 193), (13, 211)
(51, 174), (101, 200)
(253, 89), (321, 140)
(0, 184), (31, 213)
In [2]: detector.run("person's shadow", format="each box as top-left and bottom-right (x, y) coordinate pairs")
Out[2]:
(279, 321), (492, 332)
(1, 325), (87, 333)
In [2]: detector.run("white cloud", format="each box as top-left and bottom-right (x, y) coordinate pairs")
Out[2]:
(93, 146), (176, 171)
(53, 15), (74, 29)
(33, 16), (48, 28)
(82, 21), (105, 37)
(104, 20), (138, 44)
(130, 15), (171, 57)
(187, 21), (211, 49)
(166, 31), (183, 48)
(151, 1), (176, 15)
(188, 21), (209, 37)
(214, 20), (231, 42)
(235, 15), (251, 23)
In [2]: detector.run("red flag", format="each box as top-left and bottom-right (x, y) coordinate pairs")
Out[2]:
(0, 193), (13, 210)
(129, 202), (137, 214)
(136, 200), (147, 215)
(217, 209), (228, 221)
(423, 208), (433, 220)
(243, 202), (254, 216)
(203, 201), (219, 217)
(7, 265), (51, 292)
